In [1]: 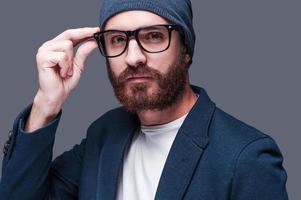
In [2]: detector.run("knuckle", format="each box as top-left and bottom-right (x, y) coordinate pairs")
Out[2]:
(63, 29), (71, 34)
(38, 42), (47, 52)
(61, 52), (68, 61)
(64, 40), (74, 49)
(63, 29), (73, 37)
(36, 51), (44, 61)
(38, 40), (52, 52)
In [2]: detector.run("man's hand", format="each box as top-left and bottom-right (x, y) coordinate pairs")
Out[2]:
(25, 27), (100, 132)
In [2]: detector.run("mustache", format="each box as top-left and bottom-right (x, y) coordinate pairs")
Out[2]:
(117, 64), (162, 84)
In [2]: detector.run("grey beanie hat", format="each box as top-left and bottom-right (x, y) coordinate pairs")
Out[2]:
(99, 0), (195, 57)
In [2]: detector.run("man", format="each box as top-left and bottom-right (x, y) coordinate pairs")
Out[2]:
(0, 0), (288, 199)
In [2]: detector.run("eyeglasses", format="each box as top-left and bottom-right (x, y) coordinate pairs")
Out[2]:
(93, 24), (179, 58)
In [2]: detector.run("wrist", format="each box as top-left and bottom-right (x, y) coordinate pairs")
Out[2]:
(24, 92), (63, 133)
(33, 91), (63, 117)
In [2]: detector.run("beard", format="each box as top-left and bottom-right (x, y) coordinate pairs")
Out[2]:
(107, 51), (189, 113)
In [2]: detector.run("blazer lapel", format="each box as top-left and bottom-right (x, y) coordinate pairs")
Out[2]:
(155, 86), (216, 200)
(96, 110), (140, 200)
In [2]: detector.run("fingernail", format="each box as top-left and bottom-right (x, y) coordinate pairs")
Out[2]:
(67, 68), (73, 76)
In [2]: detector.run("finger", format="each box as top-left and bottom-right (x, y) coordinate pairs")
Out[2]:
(66, 37), (96, 76)
(53, 27), (100, 46)
(38, 41), (74, 77)
(67, 64), (74, 76)
(38, 40), (74, 53)
(72, 39), (98, 73)
(58, 52), (72, 78)
(37, 51), (71, 78)
(37, 51), (63, 69)
(64, 40), (98, 91)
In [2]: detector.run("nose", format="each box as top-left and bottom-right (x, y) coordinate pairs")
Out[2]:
(124, 39), (147, 67)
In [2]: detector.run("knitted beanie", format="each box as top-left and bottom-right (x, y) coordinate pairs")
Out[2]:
(99, 0), (195, 57)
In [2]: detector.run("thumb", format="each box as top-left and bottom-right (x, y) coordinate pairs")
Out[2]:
(64, 40), (98, 91)
(72, 39), (98, 74)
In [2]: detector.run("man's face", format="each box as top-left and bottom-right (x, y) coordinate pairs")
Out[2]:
(104, 10), (190, 113)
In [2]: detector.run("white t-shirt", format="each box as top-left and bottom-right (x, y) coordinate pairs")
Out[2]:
(116, 113), (188, 200)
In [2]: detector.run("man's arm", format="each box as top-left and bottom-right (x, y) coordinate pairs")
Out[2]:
(0, 27), (100, 199)
(25, 26), (100, 133)
(1, 105), (60, 199)
(231, 137), (288, 200)
(0, 105), (86, 199)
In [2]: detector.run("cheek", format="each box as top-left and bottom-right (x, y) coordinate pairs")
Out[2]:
(107, 58), (126, 76)
(147, 54), (168, 73)
(147, 48), (180, 74)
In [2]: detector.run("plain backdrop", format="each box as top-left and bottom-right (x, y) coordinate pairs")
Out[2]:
(0, 0), (300, 199)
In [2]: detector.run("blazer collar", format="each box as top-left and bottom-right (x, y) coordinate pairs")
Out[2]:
(96, 110), (140, 200)
(154, 85), (216, 199)
(180, 85), (216, 148)
(96, 85), (216, 200)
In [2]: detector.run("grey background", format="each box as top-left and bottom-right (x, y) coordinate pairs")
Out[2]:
(0, 0), (300, 199)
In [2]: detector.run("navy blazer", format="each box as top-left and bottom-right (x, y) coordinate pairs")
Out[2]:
(0, 86), (288, 199)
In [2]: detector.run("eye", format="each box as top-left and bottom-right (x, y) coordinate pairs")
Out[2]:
(145, 32), (165, 42)
(111, 35), (126, 44)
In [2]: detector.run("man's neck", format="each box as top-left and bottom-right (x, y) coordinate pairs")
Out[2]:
(137, 85), (197, 126)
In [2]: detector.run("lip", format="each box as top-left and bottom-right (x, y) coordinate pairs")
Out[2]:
(126, 76), (153, 83)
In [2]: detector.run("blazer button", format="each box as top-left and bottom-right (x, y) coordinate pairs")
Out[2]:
(3, 130), (13, 156)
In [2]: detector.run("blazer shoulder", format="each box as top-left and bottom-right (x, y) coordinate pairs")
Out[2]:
(204, 107), (286, 185)
(205, 107), (280, 168)
(211, 107), (270, 146)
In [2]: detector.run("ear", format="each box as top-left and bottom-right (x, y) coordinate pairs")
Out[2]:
(185, 53), (191, 64)
(180, 45), (190, 63)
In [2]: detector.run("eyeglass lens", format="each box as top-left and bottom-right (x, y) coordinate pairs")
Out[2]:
(97, 25), (172, 57)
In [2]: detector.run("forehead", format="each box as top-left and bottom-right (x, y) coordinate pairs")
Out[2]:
(104, 10), (170, 31)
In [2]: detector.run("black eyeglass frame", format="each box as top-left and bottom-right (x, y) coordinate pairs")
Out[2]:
(93, 24), (181, 58)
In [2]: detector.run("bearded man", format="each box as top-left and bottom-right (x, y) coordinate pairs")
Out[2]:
(0, 0), (288, 199)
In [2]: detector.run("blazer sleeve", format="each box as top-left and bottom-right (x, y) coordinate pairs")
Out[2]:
(231, 136), (289, 200)
(0, 105), (85, 200)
